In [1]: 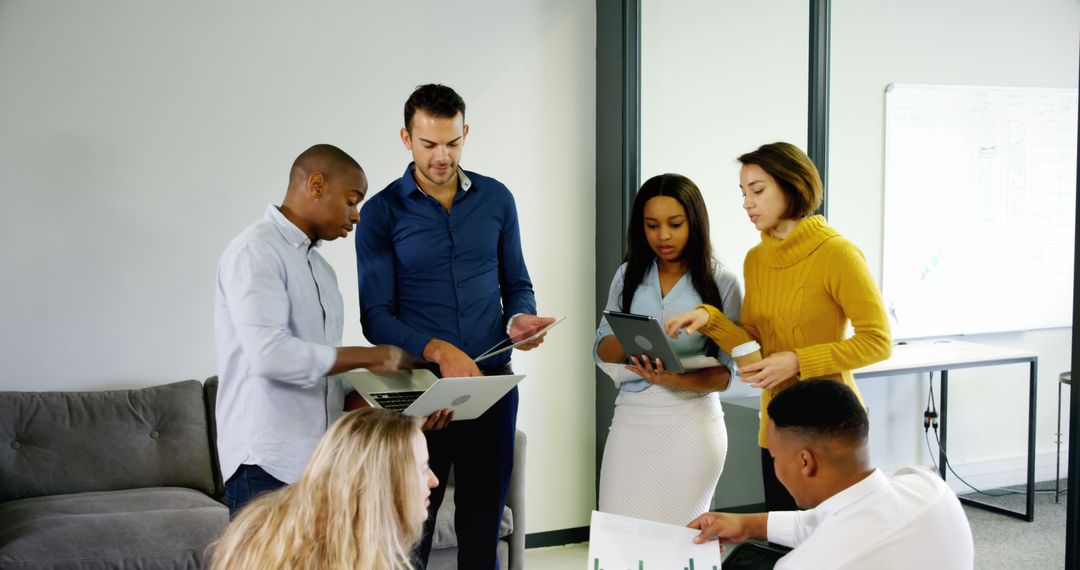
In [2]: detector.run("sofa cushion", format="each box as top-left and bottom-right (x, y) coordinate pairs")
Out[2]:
(0, 487), (228, 569)
(0, 380), (215, 500)
(430, 482), (514, 550)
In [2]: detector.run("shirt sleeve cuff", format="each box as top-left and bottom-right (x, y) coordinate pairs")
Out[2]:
(406, 333), (435, 363)
(767, 511), (797, 547)
(795, 345), (833, 379)
(309, 344), (337, 383)
(506, 313), (526, 335)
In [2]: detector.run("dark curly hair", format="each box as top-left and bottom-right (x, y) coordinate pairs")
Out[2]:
(404, 84), (466, 133)
(767, 379), (869, 444)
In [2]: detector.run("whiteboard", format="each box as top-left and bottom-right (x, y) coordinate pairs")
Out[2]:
(882, 83), (1077, 339)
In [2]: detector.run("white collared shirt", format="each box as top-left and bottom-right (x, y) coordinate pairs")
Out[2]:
(214, 205), (344, 484)
(768, 467), (974, 569)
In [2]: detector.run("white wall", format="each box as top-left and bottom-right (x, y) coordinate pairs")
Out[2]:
(831, 0), (1078, 489)
(642, 0), (808, 290)
(644, 0), (1077, 495)
(0, 0), (596, 534)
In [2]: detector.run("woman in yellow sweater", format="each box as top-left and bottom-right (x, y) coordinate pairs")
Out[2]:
(665, 142), (892, 510)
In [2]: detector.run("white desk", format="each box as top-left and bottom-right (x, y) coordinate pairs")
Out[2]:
(854, 340), (1039, 522)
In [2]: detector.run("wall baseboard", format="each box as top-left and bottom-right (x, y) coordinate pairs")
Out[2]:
(525, 526), (589, 549)
(935, 450), (1068, 495)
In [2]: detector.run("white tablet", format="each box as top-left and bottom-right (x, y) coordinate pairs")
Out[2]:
(474, 315), (566, 362)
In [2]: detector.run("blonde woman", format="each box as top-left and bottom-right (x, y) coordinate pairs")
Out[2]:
(210, 408), (437, 570)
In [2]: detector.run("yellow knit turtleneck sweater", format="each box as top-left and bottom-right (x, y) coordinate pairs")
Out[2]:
(698, 215), (892, 446)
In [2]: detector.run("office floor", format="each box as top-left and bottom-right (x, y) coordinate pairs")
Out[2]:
(524, 481), (1068, 569)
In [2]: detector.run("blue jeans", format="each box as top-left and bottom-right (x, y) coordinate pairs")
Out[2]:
(224, 464), (287, 519)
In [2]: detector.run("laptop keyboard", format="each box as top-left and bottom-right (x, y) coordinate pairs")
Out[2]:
(368, 391), (425, 412)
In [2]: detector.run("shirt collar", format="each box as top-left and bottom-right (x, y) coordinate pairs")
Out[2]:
(644, 260), (660, 287)
(398, 162), (472, 198)
(264, 205), (320, 250)
(812, 468), (887, 517)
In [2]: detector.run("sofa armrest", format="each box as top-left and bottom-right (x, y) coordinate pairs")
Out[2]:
(203, 376), (226, 501)
(507, 429), (526, 570)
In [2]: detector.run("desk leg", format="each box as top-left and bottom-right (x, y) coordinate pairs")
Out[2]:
(939, 370), (949, 481)
(955, 358), (1038, 522)
(1025, 359), (1038, 522)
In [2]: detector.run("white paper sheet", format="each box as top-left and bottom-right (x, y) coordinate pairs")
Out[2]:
(596, 356), (723, 386)
(586, 511), (721, 570)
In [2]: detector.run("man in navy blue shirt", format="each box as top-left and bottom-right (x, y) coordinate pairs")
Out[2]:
(356, 84), (554, 569)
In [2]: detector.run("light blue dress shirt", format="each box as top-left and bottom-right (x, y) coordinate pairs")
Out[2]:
(594, 261), (743, 392)
(214, 205), (344, 484)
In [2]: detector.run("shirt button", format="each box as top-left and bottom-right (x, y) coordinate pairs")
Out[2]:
(459, 311), (465, 317)
(457, 282), (463, 288)
(149, 430), (159, 439)
(10, 441), (20, 450)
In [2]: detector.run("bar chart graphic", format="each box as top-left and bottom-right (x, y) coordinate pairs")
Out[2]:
(590, 557), (717, 570)
(587, 511), (721, 570)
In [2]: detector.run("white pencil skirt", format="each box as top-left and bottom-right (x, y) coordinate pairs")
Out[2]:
(598, 386), (728, 526)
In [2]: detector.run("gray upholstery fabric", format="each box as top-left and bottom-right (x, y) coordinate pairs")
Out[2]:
(431, 483), (514, 549)
(0, 380), (215, 501)
(202, 377), (225, 499)
(0, 487), (228, 569)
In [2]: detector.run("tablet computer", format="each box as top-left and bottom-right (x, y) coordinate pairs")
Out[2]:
(474, 315), (566, 363)
(604, 310), (722, 374)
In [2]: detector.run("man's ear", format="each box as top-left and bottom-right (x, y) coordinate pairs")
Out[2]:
(308, 171), (325, 198)
(462, 123), (470, 141)
(799, 448), (818, 477)
(400, 127), (412, 150)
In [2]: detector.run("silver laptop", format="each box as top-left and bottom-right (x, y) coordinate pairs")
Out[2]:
(344, 369), (524, 421)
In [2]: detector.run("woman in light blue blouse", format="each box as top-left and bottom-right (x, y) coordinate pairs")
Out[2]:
(594, 173), (742, 525)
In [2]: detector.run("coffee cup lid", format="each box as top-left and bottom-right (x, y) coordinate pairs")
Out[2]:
(731, 340), (761, 357)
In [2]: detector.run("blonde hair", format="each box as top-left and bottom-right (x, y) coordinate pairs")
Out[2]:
(210, 408), (426, 570)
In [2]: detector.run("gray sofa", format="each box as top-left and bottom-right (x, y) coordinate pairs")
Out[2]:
(0, 378), (525, 570)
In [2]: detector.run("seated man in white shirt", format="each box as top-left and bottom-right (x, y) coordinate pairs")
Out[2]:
(215, 144), (451, 518)
(689, 379), (974, 569)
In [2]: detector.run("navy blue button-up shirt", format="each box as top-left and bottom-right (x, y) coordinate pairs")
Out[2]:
(356, 164), (536, 368)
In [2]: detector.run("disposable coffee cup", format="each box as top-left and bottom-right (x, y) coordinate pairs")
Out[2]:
(731, 340), (763, 370)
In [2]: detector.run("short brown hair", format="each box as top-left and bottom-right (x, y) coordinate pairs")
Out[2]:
(738, 142), (822, 219)
(404, 84), (465, 133)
